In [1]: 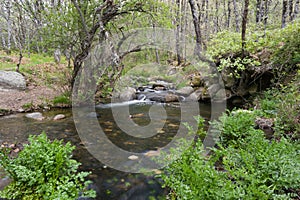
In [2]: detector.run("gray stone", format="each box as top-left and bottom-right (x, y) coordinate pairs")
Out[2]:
(0, 71), (26, 90)
(176, 86), (194, 96)
(25, 112), (44, 120)
(186, 88), (205, 101)
(214, 89), (226, 101)
(119, 87), (136, 101)
(208, 84), (221, 96)
(165, 94), (179, 102)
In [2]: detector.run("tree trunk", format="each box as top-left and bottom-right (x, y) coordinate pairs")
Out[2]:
(176, 0), (182, 65)
(233, 0), (240, 32)
(215, 0), (220, 33)
(227, 0), (231, 28)
(282, 0), (288, 28)
(205, 0), (208, 38)
(264, 0), (270, 36)
(294, 0), (300, 19)
(188, 0), (202, 54)
(242, 0), (250, 57)
(5, 0), (12, 54)
(0, 26), (6, 48)
(289, 0), (294, 20)
(256, 0), (262, 23)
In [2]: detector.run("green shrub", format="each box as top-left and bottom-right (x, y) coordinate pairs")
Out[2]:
(217, 131), (300, 199)
(211, 109), (257, 147)
(0, 132), (96, 200)
(161, 114), (300, 200)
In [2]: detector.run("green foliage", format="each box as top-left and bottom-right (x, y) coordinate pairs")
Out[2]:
(211, 109), (257, 147)
(0, 133), (96, 200)
(216, 131), (300, 200)
(258, 90), (280, 117)
(208, 21), (300, 83)
(218, 57), (261, 78)
(161, 111), (300, 200)
(207, 31), (241, 59)
(257, 79), (300, 138)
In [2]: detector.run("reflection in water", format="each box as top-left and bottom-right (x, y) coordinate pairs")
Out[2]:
(0, 102), (220, 199)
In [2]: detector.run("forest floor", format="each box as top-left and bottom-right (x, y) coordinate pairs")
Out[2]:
(0, 52), (70, 115)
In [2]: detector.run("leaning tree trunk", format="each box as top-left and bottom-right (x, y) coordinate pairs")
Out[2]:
(242, 0), (250, 57)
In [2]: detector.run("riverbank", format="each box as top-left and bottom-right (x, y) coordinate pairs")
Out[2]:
(0, 52), (70, 116)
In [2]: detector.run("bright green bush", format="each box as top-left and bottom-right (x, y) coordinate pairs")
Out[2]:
(160, 113), (300, 200)
(211, 109), (257, 147)
(0, 132), (96, 200)
(217, 131), (300, 200)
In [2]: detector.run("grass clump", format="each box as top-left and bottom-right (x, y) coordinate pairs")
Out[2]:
(0, 132), (96, 200)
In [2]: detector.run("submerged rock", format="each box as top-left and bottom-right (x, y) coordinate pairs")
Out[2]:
(53, 114), (66, 120)
(25, 112), (44, 120)
(128, 155), (139, 160)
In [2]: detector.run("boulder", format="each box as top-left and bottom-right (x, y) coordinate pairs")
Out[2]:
(146, 92), (179, 103)
(0, 71), (26, 90)
(119, 87), (136, 101)
(176, 86), (194, 96)
(186, 88), (205, 101)
(149, 80), (175, 89)
(208, 84), (221, 97)
(165, 94), (179, 102)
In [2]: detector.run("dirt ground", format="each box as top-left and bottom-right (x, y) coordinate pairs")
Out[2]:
(0, 85), (60, 112)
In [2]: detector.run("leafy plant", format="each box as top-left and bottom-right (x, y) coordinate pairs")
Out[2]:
(211, 109), (257, 147)
(217, 131), (300, 199)
(0, 132), (96, 200)
(218, 57), (261, 78)
(160, 111), (300, 200)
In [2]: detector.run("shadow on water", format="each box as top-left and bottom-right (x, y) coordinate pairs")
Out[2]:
(0, 101), (227, 199)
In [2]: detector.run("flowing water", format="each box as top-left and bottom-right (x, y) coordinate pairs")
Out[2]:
(0, 101), (226, 199)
